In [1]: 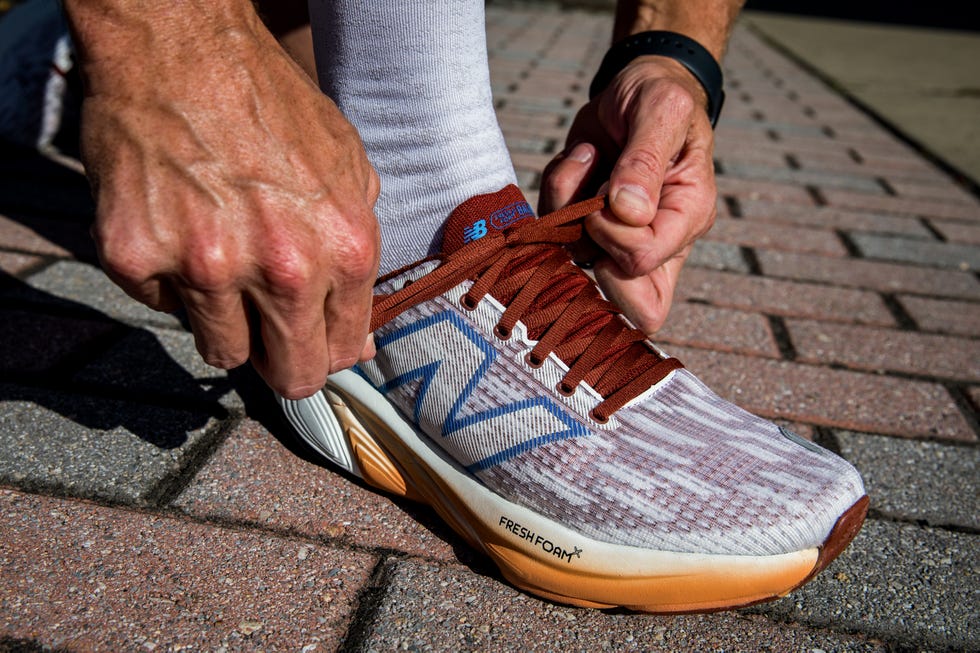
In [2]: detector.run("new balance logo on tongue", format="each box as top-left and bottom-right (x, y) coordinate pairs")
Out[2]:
(462, 219), (488, 243)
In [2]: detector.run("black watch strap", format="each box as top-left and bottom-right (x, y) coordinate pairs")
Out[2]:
(589, 31), (725, 128)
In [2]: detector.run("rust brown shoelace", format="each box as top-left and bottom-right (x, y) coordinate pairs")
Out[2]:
(370, 195), (683, 422)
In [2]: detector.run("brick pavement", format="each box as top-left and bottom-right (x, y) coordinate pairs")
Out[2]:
(1, 4), (978, 651)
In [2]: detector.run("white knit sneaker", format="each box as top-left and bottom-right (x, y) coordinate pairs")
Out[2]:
(279, 185), (868, 613)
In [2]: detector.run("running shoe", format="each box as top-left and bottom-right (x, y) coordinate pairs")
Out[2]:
(278, 185), (868, 613)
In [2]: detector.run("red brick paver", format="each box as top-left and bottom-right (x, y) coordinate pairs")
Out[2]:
(675, 267), (896, 326)
(1, 8), (978, 651)
(786, 319), (980, 382)
(656, 302), (781, 358)
(755, 250), (980, 300)
(0, 488), (377, 651)
(898, 295), (980, 337)
(175, 419), (459, 561)
(674, 346), (974, 441)
(705, 218), (848, 257)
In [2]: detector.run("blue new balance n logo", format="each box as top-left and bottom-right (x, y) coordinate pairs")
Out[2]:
(357, 310), (587, 472)
(462, 219), (488, 243)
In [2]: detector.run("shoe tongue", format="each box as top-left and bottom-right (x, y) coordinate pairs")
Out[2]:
(440, 184), (536, 254)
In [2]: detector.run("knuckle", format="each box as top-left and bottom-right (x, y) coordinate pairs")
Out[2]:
(276, 368), (329, 399)
(547, 160), (581, 192)
(98, 239), (158, 286)
(618, 147), (664, 180)
(262, 251), (315, 293)
(335, 227), (380, 283)
(657, 81), (697, 116)
(181, 242), (236, 292)
(625, 248), (660, 277)
(200, 347), (248, 370)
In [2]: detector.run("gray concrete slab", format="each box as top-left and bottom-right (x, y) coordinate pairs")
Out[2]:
(0, 383), (222, 504)
(687, 239), (750, 272)
(752, 519), (979, 650)
(354, 557), (887, 652)
(850, 232), (980, 270)
(744, 12), (980, 185)
(8, 259), (182, 328)
(73, 325), (243, 411)
(837, 431), (978, 529)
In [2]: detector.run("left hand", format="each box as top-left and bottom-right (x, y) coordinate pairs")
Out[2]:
(539, 55), (718, 334)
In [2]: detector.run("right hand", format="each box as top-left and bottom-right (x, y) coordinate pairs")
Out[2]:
(69, 0), (381, 399)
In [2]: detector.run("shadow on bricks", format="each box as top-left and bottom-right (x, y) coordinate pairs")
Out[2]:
(0, 268), (229, 449)
(0, 146), (253, 502)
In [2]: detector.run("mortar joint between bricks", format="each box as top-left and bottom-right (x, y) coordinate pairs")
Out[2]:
(835, 229), (863, 257)
(918, 217), (948, 242)
(739, 246), (762, 274)
(805, 185), (827, 206)
(765, 314), (797, 362)
(811, 426), (842, 456)
(946, 384), (980, 441)
(336, 557), (401, 653)
(723, 195), (742, 218)
(142, 414), (242, 508)
(879, 293), (919, 331)
(876, 177), (897, 196)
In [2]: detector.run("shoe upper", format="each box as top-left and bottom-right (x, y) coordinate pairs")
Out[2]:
(356, 185), (865, 557)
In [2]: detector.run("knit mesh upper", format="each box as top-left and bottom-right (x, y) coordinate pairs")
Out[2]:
(355, 186), (865, 557)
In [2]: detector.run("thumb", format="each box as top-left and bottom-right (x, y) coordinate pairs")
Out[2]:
(607, 98), (692, 227)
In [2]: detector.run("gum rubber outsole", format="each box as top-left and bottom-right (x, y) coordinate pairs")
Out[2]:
(280, 370), (868, 614)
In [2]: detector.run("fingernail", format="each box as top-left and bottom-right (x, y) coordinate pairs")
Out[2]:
(568, 143), (593, 163)
(614, 185), (650, 215)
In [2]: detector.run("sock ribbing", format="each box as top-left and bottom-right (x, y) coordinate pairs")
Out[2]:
(309, 0), (518, 274)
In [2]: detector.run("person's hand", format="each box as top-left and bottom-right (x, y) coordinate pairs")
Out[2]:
(70, 0), (381, 399)
(540, 55), (717, 334)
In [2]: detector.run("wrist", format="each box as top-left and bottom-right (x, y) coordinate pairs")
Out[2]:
(628, 55), (710, 112)
(613, 0), (743, 60)
(589, 31), (725, 127)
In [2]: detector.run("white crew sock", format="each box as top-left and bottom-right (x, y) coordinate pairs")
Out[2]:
(308, 0), (518, 275)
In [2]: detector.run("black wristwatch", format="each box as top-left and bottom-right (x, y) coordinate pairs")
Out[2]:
(589, 31), (725, 128)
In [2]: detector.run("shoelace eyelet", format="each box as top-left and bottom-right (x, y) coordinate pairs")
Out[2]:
(588, 408), (609, 424)
(524, 352), (544, 368)
(459, 294), (478, 310)
(493, 324), (511, 340)
(557, 382), (576, 397)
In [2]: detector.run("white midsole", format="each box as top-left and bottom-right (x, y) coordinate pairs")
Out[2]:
(281, 369), (817, 582)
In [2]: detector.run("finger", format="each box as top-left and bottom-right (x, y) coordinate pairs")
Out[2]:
(106, 272), (184, 314)
(607, 87), (697, 227)
(92, 224), (184, 313)
(586, 210), (658, 277)
(594, 249), (689, 335)
(323, 266), (376, 372)
(248, 285), (331, 399)
(178, 286), (252, 370)
(539, 142), (597, 215)
(587, 181), (707, 278)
